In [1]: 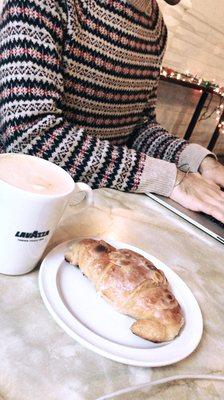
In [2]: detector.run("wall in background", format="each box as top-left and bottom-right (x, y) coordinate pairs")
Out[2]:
(157, 0), (224, 85)
(0, 0), (223, 85)
(156, 0), (224, 155)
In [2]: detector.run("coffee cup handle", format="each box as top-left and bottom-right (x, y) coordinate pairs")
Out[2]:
(69, 182), (93, 213)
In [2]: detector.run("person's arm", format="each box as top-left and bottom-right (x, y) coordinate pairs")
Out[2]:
(130, 92), (224, 221)
(0, 0), (178, 195)
(130, 117), (214, 174)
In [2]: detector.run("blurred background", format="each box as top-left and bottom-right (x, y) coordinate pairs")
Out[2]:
(157, 0), (224, 160)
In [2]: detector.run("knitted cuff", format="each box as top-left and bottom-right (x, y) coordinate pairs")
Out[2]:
(178, 143), (217, 173)
(137, 155), (177, 197)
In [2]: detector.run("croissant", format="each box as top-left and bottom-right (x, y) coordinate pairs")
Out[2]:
(65, 239), (184, 342)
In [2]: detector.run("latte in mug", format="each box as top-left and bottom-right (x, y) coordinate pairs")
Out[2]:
(0, 153), (93, 275)
(0, 153), (71, 196)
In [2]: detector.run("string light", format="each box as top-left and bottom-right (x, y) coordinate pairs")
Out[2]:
(160, 66), (224, 135)
(219, 121), (224, 134)
(160, 66), (224, 97)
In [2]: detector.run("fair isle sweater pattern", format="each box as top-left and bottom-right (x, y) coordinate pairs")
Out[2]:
(0, 0), (188, 192)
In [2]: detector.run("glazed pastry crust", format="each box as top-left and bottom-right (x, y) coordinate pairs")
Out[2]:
(65, 239), (184, 342)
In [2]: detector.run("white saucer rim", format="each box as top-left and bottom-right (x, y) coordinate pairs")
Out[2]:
(38, 239), (203, 367)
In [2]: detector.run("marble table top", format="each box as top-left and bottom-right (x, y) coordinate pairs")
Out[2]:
(0, 188), (224, 400)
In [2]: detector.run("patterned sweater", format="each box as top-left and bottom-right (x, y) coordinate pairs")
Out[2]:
(0, 0), (211, 195)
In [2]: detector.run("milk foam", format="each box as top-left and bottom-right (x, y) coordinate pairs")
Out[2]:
(0, 154), (72, 195)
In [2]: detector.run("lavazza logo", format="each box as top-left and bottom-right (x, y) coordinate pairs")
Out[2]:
(15, 230), (50, 242)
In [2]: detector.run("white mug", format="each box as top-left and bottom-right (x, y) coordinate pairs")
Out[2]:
(0, 153), (93, 275)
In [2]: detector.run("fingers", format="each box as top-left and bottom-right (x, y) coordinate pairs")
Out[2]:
(211, 177), (224, 190)
(199, 185), (224, 222)
(170, 172), (224, 223)
(203, 177), (221, 189)
(201, 163), (224, 189)
(203, 188), (224, 204)
(215, 171), (224, 188)
(197, 199), (224, 223)
(193, 180), (224, 222)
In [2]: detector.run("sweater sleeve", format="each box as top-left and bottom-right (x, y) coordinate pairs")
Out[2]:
(130, 103), (215, 174)
(0, 0), (178, 196)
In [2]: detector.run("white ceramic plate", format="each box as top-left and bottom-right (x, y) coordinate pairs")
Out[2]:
(39, 239), (203, 367)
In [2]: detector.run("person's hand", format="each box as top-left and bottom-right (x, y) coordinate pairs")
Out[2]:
(170, 170), (224, 223)
(199, 156), (224, 188)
